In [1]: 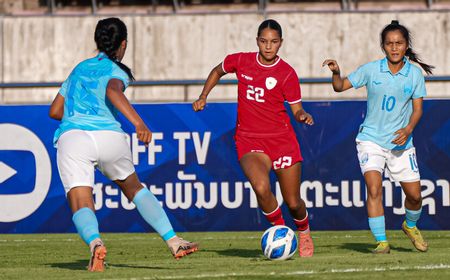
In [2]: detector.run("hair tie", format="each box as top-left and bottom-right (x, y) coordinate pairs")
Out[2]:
(391, 20), (399, 25)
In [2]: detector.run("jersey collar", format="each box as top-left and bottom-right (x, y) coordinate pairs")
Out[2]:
(256, 53), (281, 68)
(380, 57), (411, 77)
(97, 52), (109, 60)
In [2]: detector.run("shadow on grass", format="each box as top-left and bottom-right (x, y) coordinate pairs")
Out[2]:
(48, 260), (165, 271)
(339, 243), (414, 253)
(107, 263), (165, 270)
(389, 245), (415, 253)
(204, 248), (262, 258)
(47, 260), (88, 271)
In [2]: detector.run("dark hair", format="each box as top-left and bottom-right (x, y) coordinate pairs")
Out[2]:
(381, 20), (434, 75)
(94, 17), (134, 81)
(257, 19), (282, 38)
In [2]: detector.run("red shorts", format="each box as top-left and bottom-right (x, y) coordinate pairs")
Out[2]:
(235, 133), (303, 170)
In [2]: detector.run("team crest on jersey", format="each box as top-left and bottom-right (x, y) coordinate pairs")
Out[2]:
(265, 77), (277, 90)
(404, 85), (412, 95)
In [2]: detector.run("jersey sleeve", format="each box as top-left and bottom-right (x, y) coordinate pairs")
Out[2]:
(222, 53), (241, 74)
(412, 70), (427, 99)
(58, 66), (78, 98)
(58, 77), (70, 98)
(348, 64), (368, 89)
(110, 66), (130, 89)
(282, 69), (301, 104)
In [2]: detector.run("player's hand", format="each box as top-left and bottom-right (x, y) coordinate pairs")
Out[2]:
(192, 96), (207, 112)
(392, 126), (412, 146)
(297, 111), (314, 125)
(322, 59), (341, 74)
(135, 122), (152, 146)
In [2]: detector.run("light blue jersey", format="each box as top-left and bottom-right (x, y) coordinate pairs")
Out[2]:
(348, 57), (426, 150)
(53, 52), (130, 145)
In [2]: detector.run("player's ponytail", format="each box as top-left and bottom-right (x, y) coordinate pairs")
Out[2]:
(380, 20), (434, 75)
(94, 17), (135, 81)
(405, 48), (434, 75)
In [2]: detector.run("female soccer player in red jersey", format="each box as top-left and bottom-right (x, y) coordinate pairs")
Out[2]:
(192, 19), (314, 257)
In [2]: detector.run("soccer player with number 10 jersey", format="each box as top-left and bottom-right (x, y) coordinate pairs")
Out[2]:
(323, 20), (434, 254)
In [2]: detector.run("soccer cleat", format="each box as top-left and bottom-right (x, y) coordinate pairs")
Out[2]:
(402, 221), (428, 252)
(298, 231), (314, 257)
(372, 241), (390, 254)
(169, 237), (199, 260)
(88, 244), (107, 272)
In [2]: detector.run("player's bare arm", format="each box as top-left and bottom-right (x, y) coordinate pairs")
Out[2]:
(106, 78), (152, 145)
(49, 93), (65, 120)
(290, 102), (314, 125)
(322, 59), (353, 92)
(392, 97), (423, 145)
(192, 63), (226, 112)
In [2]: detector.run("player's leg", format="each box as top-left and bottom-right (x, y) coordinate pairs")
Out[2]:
(67, 187), (106, 272)
(388, 148), (427, 252)
(357, 141), (389, 254)
(364, 171), (389, 253)
(239, 152), (285, 225)
(114, 173), (199, 259)
(275, 162), (313, 257)
(57, 130), (106, 271)
(400, 181), (428, 252)
(274, 162), (307, 226)
(95, 130), (197, 259)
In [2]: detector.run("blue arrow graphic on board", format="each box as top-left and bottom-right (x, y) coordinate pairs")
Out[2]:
(0, 161), (17, 184)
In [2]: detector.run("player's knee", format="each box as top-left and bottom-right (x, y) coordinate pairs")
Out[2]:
(406, 194), (422, 206)
(366, 189), (382, 201)
(251, 180), (271, 195)
(285, 199), (302, 213)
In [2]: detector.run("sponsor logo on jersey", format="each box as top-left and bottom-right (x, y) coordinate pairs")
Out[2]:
(266, 77), (277, 90)
(241, 74), (253, 81)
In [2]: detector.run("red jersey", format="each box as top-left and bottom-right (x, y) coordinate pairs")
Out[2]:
(222, 52), (301, 138)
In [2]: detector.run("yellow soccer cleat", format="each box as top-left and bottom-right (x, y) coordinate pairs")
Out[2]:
(372, 241), (390, 254)
(402, 221), (428, 252)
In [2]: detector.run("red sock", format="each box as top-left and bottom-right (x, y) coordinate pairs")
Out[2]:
(294, 212), (310, 232)
(263, 206), (285, 226)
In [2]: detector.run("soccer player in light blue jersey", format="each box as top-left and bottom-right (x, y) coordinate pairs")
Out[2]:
(323, 20), (434, 254)
(49, 18), (198, 272)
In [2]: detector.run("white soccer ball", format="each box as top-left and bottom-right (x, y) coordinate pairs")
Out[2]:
(261, 225), (297, 261)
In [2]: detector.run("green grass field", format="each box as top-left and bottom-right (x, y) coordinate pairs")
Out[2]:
(0, 230), (449, 280)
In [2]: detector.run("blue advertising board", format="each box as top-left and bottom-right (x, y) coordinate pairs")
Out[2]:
(0, 100), (448, 233)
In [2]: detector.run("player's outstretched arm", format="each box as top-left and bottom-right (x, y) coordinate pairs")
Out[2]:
(106, 78), (152, 145)
(49, 93), (65, 120)
(290, 102), (314, 125)
(192, 63), (226, 112)
(322, 59), (353, 92)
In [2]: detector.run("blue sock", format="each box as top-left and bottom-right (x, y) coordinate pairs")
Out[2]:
(405, 208), (422, 228)
(133, 188), (176, 241)
(72, 207), (101, 245)
(368, 216), (387, 242)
